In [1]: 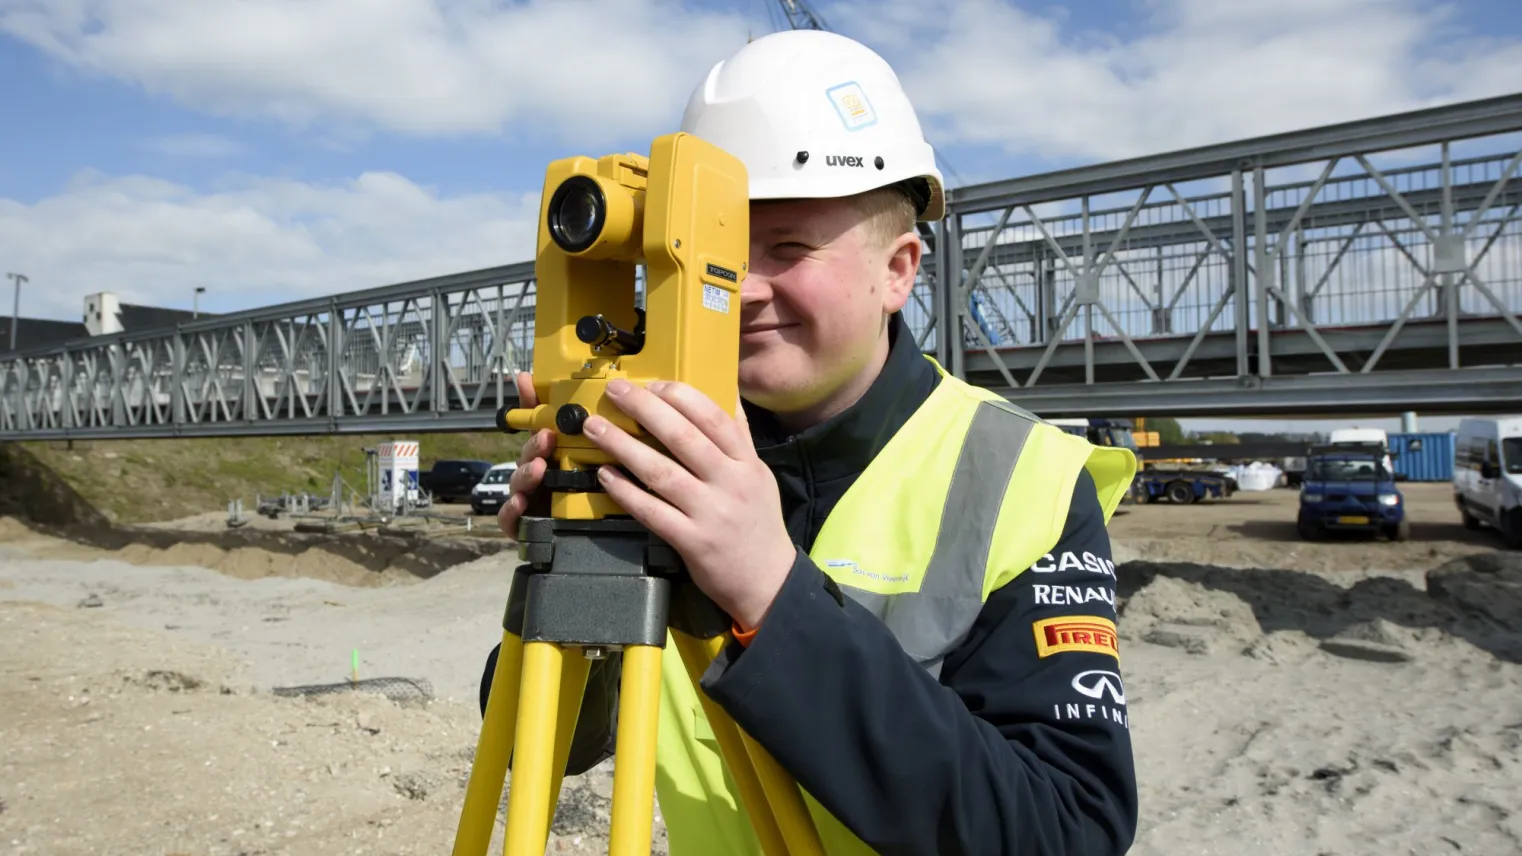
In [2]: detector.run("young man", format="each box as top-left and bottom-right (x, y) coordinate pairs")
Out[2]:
(481, 29), (1140, 856)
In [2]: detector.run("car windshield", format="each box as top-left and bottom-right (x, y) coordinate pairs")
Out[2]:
(1308, 458), (1388, 481)
(1504, 437), (1522, 474)
(1105, 428), (1139, 451)
(480, 467), (514, 484)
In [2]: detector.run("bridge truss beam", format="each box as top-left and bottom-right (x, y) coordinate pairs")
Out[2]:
(928, 92), (1522, 417)
(3, 94), (1522, 439)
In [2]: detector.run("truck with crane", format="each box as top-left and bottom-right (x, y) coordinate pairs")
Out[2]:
(1047, 417), (1238, 504)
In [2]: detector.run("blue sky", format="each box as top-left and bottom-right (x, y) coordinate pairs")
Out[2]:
(2, 0), (1521, 434)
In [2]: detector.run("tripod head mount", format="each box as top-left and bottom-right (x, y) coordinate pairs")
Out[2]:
(497, 132), (750, 521)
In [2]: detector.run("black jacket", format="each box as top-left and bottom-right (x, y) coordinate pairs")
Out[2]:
(480, 313), (1138, 855)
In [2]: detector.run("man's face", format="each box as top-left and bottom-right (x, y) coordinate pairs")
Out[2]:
(738, 196), (920, 421)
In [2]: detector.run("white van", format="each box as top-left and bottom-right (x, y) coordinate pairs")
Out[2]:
(469, 461), (518, 517)
(1452, 416), (1522, 549)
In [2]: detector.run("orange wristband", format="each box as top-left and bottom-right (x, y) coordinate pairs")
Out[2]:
(732, 621), (759, 647)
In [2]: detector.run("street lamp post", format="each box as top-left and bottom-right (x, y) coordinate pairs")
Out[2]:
(194, 286), (206, 318)
(5, 272), (25, 351)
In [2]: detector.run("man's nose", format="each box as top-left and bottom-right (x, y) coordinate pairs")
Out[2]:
(740, 270), (773, 305)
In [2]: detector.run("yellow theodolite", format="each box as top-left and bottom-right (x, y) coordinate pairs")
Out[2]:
(450, 131), (826, 856)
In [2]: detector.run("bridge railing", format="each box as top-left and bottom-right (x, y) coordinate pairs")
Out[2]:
(1, 263), (540, 437)
(4, 94), (1522, 437)
(930, 92), (1522, 413)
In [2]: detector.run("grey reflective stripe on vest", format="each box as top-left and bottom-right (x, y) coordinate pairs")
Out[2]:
(839, 400), (1036, 679)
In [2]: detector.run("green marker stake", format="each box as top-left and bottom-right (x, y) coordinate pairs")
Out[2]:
(352, 648), (359, 684)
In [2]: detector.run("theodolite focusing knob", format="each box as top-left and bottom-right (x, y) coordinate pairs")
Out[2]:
(575, 313), (643, 356)
(556, 403), (589, 435)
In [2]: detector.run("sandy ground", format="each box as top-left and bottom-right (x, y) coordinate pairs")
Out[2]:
(2, 482), (1521, 855)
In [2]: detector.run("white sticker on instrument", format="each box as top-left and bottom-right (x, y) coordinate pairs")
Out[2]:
(703, 283), (730, 313)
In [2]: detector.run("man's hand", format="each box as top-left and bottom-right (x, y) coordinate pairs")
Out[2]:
(582, 378), (797, 630)
(497, 371), (555, 542)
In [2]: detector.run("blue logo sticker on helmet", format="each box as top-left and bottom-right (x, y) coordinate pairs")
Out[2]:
(826, 81), (877, 132)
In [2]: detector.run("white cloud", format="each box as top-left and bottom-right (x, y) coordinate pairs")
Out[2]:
(139, 132), (244, 158)
(827, 0), (1522, 163)
(0, 0), (754, 147)
(6, 0), (1518, 164)
(0, 169), (544, 320)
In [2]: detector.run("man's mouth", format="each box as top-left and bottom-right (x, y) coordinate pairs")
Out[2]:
(741, 322), (794, 333)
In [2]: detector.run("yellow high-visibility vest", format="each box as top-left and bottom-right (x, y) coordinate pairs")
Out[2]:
(653, 356), (1137, 855)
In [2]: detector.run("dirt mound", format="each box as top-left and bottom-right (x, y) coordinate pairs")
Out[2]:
(0, 442), (109, 528)
(0, 515), (512, 586)
(1117, 554), (1522, 664)
(1426, 551), (1522, 635)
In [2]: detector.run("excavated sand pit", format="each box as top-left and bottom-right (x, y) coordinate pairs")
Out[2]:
(1, 483), (1520, 855)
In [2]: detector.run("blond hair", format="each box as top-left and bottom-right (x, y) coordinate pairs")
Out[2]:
(849, 185), (918, 250)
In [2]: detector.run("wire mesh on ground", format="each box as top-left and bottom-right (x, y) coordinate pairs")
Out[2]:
(272, 676), (434, 704)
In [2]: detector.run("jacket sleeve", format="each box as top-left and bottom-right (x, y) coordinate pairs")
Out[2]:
(699, 468), (1137, 856)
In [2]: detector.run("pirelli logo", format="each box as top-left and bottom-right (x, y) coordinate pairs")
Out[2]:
(1033, 616), (1120, 660)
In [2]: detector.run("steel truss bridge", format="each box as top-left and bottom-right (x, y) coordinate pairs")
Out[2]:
(4, 94), (1522, 440)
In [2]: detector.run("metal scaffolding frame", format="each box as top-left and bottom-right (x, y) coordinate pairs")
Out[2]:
(3, 94), (1522, 439)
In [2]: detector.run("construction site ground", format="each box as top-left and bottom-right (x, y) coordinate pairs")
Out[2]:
(3, 478), (1521, 855)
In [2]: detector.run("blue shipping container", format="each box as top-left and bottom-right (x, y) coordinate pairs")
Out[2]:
(1388, 432), (1454, 482)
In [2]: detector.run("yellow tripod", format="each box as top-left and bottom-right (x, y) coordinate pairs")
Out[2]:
(449, 132), (827, 856)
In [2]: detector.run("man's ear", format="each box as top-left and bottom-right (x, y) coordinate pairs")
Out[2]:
(880, 230), (922, 313)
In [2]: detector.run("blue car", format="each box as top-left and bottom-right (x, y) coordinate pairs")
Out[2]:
(1297, 444), (1409, 541)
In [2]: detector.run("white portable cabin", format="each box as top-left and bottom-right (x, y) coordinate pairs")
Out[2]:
(377, 440), (421, 510)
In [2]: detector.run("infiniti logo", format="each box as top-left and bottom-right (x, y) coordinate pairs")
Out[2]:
(1071, 670), (1126, 705)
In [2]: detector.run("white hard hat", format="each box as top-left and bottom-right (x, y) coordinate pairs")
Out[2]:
(679, 29), (945, 222)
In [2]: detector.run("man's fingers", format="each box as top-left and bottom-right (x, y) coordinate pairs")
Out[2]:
(517, 428), (555, 468)
(584, 412), (704, 511)
(650, 382), (752, 461)
(606, 382), (730, 478)
(515, 371), (538, 408)
(596, 465), (690, 543)
(734, 391), (749, 428)
(497, 492), (523, 538)
(509, 454), (547, 496)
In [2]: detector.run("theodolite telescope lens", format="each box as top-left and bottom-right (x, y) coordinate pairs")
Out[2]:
(548, 175), (604, 252)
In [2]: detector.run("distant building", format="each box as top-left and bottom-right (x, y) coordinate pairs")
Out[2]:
(1, 291), (215, 354)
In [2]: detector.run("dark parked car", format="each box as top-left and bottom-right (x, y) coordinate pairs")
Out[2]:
(418, 459), (493, 503)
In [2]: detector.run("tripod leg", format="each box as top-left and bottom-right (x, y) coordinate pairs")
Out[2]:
(735, 717), (826, 856)
(669, 630), (792, 856)
(503, 640), (572, 856)
(608, 643), (665, 856)
(543, 652), (591, 834)
(682, 632), (827, 856)
(452, 629), (525, 856)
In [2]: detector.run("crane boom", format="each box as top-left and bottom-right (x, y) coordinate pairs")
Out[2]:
(776, 0), (828, 30)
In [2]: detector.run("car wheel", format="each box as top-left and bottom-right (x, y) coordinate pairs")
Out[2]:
(1297, 515), (1321, 541)
(1166, 481), (1194, 504)
(1501, 509), (1522, 550)
(1459, 501), (1483, 531)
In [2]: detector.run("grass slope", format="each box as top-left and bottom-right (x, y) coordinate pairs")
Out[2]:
(11, 432), (527, 525)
